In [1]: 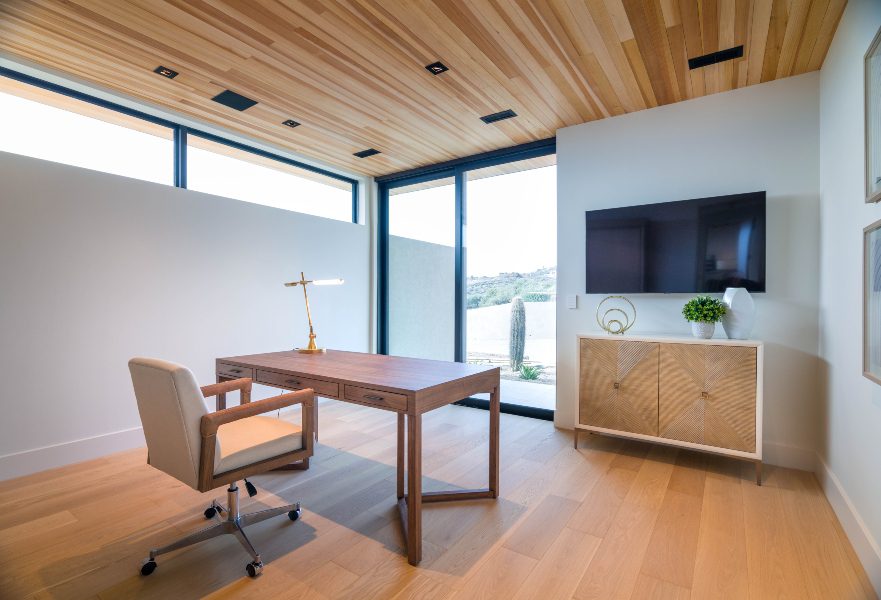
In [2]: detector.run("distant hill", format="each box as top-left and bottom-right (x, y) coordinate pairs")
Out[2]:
(467, 267), (556, 309)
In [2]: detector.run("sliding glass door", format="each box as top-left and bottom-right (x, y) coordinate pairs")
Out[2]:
(465, 157), (557, 411)
(378, 140), (556, 418)
(386, 175), (456, 360)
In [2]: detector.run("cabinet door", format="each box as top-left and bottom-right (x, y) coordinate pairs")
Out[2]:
(579, 338), (659, 435)
(659, 344), (757, 452)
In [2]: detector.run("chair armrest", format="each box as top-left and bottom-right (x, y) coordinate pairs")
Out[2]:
(201, 377), (252, 399)
(200, 388), (314, 437)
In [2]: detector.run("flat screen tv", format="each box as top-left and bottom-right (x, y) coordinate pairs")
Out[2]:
(585, 191), (766, 294)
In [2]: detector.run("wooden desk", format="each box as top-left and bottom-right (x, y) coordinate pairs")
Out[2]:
(215, 350), (501, 565)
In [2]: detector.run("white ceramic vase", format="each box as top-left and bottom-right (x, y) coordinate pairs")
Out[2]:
(721, 287), (755, 340)
(691, 321), (715, 339)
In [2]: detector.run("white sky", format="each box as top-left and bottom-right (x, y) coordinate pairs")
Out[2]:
(0, 90), (172, 184)
(390, 165), (557, 276)
(187, 146), (351, 221)
(0, 90), (351, 222)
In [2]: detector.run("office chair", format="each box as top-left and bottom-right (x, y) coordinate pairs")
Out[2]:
(128, 357), (314, 577)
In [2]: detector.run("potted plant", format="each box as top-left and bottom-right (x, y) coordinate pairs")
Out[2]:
(682, 296), (727, 339)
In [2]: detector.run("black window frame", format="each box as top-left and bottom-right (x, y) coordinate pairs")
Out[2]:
(377, 137), (557, 420)
(0, 66), (360, 223)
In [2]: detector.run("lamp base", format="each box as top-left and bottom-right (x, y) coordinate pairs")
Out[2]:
(295, 348), (326, 354)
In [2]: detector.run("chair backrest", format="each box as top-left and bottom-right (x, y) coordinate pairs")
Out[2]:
(128, 357), (209, 490)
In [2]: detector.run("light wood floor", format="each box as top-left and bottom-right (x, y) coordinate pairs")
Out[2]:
(0, 400), (875, 600)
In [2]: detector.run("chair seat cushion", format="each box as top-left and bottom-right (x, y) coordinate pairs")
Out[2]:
(214, 416), (303, 475)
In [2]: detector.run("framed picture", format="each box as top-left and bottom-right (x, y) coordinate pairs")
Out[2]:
(864, 219), (881, 384)
(867, 27), (881, 203)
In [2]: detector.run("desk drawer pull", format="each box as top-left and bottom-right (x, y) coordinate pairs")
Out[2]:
(217, 364), (253, 379)
(343, 385), (408, 411)
(255, 369), (339, 398)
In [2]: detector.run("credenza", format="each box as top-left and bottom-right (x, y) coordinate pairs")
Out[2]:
(574, 334), (763, 484)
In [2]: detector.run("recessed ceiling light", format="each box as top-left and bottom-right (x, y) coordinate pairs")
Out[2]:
(153, 66), (178, 79)
(282, 119), (301, 128)
(480, 109), (517, 124)
(211, 89), (258, 111)
(426, 61), (449, 75)
(688, 45), (744, 70)
(353, 148), (381, 158)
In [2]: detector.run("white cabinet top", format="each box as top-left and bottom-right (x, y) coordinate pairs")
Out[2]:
(577, 333), (763, 347)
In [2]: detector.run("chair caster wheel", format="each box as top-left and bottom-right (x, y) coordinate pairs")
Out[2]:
(204, 506), (218, 519)
(288, 508), (302, 522)
(246, 561), (263, 577)
(140, 560), (157, 576)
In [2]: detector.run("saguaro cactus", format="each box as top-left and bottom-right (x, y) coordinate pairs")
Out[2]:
(510, 296), (526, 371)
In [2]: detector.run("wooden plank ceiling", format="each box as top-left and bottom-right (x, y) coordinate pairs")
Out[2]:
(0, 0), (845, 178)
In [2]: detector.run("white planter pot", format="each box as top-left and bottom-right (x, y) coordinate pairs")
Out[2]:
(691, 321), (715, 339)
(721, 287), (756, 340)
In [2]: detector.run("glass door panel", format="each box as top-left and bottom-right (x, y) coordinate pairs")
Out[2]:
(465, 156), (557, 410)
(388, 176), (456, 360)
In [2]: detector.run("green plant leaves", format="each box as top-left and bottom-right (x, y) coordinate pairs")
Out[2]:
(682, 295), (727, 323)
(519, 364), (541, 380)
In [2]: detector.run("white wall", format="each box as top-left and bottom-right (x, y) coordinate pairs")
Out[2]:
(388, 235), (455, 360)
(817, 0), (881, 591)
(0, 152), (370, 480)
(556, 73), (821, 470)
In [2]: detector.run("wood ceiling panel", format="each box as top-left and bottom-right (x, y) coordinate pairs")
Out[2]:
(0, 0), (846, 177)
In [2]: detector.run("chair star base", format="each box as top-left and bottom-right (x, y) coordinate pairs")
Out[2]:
(140, 482), (302, 578)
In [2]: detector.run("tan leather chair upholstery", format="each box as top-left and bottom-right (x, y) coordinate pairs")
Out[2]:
(214, 416), (303, 474)
(129, 358), (210, 489)
(128, 357), (314, 578)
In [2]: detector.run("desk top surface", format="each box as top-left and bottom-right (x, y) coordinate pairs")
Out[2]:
(217, 350), (499, 394)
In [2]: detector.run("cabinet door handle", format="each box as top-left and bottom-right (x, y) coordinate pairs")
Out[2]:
(364, 394), (384, 401)
(613, 382), (620, 389)
(285, 379), (301, 386)
(701, 391), (709, 400)
(230, 369), (242, 374)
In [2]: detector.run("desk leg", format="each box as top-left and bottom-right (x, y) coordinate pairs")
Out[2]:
(489, 385), (500, 498)
(216, 374), (227, 411)
(406, 413), (422, 565)
(314, 401), (319, 442)
(397, 413), (405, 499)
(395, 382), (499, 565)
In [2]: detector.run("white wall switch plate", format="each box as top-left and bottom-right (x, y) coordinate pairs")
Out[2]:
(566, 294), (578, 309)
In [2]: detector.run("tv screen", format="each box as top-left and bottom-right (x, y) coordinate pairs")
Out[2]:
(585, 192), (766, 294)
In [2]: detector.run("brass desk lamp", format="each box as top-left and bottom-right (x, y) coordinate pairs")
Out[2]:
(284, 272), (344, 353)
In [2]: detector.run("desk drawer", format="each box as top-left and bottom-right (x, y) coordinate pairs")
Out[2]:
(217, 363), (253, 380)
(256, 369), (339, 398)
(344, 385), (408, 412)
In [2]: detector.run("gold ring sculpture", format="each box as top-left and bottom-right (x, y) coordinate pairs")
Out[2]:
(596, 295), (636, 335)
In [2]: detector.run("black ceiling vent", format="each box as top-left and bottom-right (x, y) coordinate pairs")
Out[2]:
(282, 119), (301, 128)
(353, 148), (381, 158)
(153, 66), (178, 79)
(211, 89), (258, 111)
(480, 109), (517, 124)
(426, 61), (449, 75)
(688, 45), (744, 70)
